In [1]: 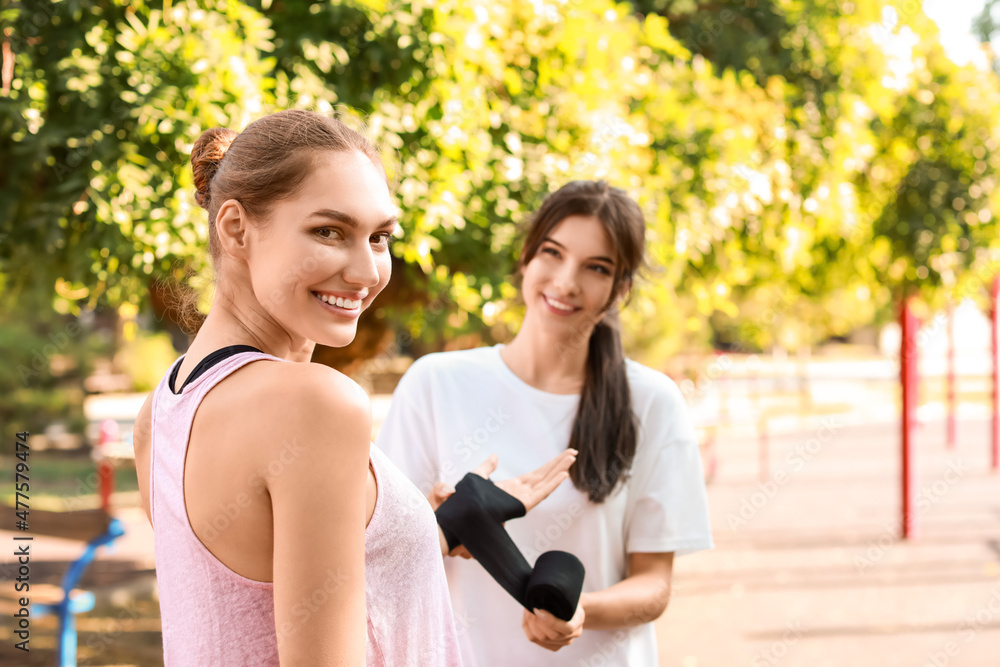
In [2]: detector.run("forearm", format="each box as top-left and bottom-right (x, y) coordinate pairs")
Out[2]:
(438, 525), (450, 557)
(580, 571), (671, 630)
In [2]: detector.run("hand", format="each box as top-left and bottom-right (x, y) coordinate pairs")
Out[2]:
(521, 603), (585, 651)
(426, 481), (454, 511)
(471, 449), (577, 513)
(430, 448), (577, 559)
(427, 482), (473, 559)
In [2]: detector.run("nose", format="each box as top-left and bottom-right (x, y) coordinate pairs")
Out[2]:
(342, 242), (381, 288)
(552, 261), (580, 296)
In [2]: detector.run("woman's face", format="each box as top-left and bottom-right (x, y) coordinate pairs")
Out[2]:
(242, 150), (397, 348)
(520, 214), (618, 341)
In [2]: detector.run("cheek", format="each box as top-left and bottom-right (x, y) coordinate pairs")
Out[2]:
(374, 253), (392, 290)
(520, 262), (545, 290)
(597, 283), (616, 308)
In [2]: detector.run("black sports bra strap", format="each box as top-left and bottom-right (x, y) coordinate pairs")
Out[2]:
(169, 345), (264, 395)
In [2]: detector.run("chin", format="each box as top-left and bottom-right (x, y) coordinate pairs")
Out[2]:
(319, 326), (360, 349)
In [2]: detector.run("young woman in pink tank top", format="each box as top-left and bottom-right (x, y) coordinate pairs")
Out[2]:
(130, 110), (575, 666)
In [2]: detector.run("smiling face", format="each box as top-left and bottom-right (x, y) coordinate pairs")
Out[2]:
(520, 214), (620, 340)
(240, 150), (397, 348)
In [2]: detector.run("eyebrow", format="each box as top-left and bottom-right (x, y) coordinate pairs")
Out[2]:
(542, 237), (615, 265)
(309, 208), (398, 230)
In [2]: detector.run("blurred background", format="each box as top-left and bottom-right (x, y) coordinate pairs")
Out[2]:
(2, 0), (1000, 665)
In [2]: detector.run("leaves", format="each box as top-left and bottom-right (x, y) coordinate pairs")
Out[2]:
(2, 0), (999, 361)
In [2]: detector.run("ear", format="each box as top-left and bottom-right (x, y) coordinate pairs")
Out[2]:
(214, 199), (251, 261)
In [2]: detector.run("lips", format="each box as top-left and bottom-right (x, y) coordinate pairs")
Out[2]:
(542, 294), (580, 314)
(312, 291), (364, 311)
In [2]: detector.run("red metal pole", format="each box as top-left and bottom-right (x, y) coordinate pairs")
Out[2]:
(99, 419), (118, 513)
(992, 278), (1000, 473)
(901, 298), (917, 539)
(947, 303), (956, 448)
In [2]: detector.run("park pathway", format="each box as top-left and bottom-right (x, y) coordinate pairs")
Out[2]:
(656, 416), (1000, 667)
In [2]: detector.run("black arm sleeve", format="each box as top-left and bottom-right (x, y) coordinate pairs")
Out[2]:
(435, 473), (585, 621)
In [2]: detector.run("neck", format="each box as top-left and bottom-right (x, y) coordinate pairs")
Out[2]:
(190, 278), (315, 363)
(501, 312), (594, 395)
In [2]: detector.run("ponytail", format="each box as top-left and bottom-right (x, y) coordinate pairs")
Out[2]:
(568, 311), (637, 502)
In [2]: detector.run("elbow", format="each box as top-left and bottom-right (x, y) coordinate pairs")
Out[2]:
(627, 587), (671, 625)
(648, 596), (670, 622)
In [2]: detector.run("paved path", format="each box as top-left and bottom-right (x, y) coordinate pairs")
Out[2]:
(657, 416), (1000, 667)
(3, 415), (998, 666)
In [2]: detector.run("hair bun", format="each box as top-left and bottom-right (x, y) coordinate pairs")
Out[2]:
(191, 127), (239, 209)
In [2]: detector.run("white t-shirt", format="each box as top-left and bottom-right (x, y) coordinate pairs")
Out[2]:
(376, 345), (713, 667)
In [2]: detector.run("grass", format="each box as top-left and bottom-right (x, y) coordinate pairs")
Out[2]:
(0, 450), (139, 507)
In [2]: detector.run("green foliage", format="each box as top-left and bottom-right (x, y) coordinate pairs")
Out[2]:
(2, 0), (1000, 367)
(114, 329), (177, 391)
(0, 287), (107, 443)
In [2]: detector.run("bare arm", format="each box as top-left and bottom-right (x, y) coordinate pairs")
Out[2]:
(580, 552), (674, 629)
(267, 367), (370, 665)
(132, 392), (154, 525)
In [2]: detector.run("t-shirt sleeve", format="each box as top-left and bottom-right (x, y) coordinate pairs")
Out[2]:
(624, 373), (714, 556)
(374, 359), (441, 497)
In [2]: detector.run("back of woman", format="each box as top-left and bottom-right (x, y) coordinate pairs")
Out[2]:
(133, 109), (463, 666)
(148, 349), (283, 666)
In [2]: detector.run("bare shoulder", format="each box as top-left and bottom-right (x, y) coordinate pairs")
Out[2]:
(252, 361), (370, 418)
(231, 361), (373, 462)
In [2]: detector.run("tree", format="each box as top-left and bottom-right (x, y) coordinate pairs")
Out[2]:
(2, 0), (999, 374)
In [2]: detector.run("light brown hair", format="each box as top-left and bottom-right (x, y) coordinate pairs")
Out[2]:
(191, 109), (385, 263)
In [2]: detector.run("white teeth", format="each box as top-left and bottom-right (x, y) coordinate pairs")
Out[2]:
(316, 293), (361, 309)
(546, 296), (574, 311)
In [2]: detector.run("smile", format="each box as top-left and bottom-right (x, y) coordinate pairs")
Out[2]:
(312, 292), (363, 311)
(542, 294), (580, 314)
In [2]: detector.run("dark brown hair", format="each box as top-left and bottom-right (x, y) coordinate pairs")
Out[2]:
(191, 109), (385, 263)
(520, 180), (646, 503)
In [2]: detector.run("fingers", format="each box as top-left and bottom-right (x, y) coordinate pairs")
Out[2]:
(533, 470), (570, 505)
(528, 448), (577, 481)
(426, 482), (456, 511)
(521, 608), (580, 652)
(448, 545), (473, 559)
(470, 453), (499, 479)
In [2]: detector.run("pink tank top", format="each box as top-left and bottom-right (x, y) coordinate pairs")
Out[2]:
(150, 350), (463, 666)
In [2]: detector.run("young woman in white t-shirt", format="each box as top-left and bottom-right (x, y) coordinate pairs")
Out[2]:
(377, 180), (714, 666)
